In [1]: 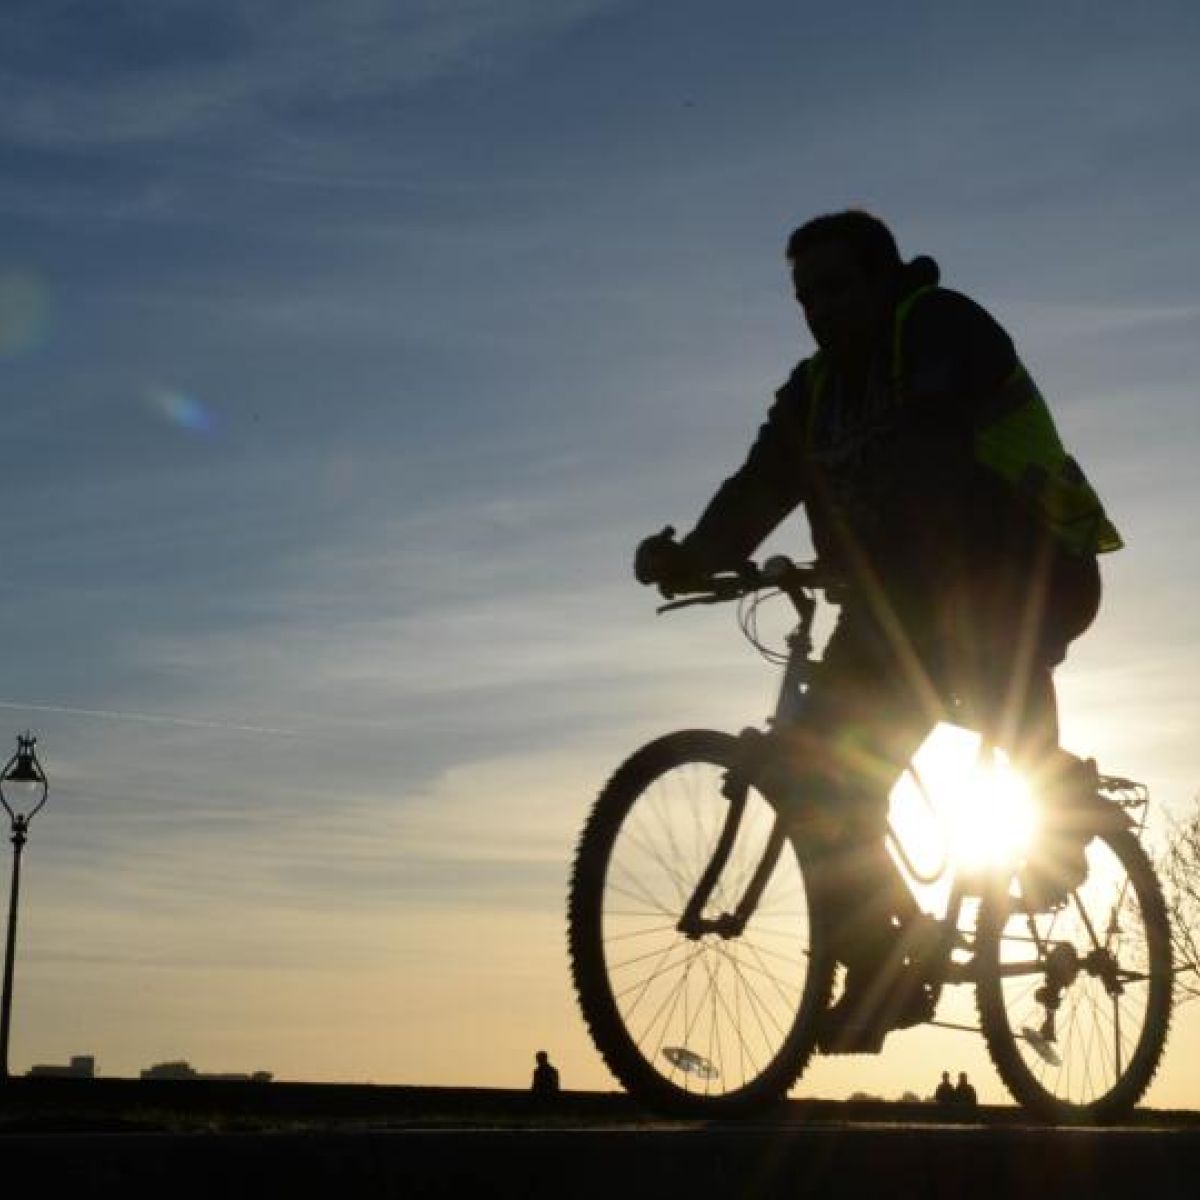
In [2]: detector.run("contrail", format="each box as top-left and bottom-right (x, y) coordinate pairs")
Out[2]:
(0, 700), (297, 737)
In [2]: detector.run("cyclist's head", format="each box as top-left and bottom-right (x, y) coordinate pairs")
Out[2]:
(786, 210), (903, 358)
(787, 211), (902, 280)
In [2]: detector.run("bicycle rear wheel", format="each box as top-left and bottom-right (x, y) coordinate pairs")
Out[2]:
(975, 826), (1172, 1122)
(568, 729), (834, 1116)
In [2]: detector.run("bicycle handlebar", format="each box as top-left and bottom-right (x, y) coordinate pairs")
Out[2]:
(655, 556), (837, 612)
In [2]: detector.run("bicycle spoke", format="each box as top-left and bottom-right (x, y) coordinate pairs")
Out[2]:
(643, 778), (695, 899)
(620, 815), (693, 905)
(977, 826), (1171, 1120)
(735, 935), (809, 970)
(614, 937), (693, 1007)
(609, 939), (691, 974)
(604, 872), (675, 919)
(642, 947), (700, 1060)
(603, 922), (681, 943)
(717, 940), (790, 1043)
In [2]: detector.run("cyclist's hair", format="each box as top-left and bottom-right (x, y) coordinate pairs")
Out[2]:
(785, 210), (903, 279)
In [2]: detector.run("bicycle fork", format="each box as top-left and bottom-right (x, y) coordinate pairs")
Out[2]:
(676, 730), (786, 941)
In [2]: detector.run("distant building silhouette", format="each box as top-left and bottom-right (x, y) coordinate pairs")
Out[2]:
(140, 1060), (198, 1080)
(27, 1054), (95, 1079)
(140, 1060), (272, 1082)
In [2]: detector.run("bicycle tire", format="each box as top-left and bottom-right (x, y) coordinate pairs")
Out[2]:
(975, 826), (1172, 1123)
(568, 729), (835, 1116)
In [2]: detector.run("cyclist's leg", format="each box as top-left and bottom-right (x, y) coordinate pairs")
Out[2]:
(785, 603), (941, 1039)
(967, 548), (1104, 904)
(958, 539), (1099, 757)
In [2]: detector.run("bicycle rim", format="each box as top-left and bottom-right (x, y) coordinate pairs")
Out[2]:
(569, 730), (833, 1115)
(976, 827), (1172, 1122)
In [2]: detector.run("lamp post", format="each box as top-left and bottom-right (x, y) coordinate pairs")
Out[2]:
(0, 733), (47, 1080)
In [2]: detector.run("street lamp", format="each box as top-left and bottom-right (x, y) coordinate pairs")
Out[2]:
(0, 733), (47, 1080)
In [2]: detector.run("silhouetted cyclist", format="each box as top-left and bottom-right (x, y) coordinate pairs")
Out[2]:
(635, 210), (1119, 1052)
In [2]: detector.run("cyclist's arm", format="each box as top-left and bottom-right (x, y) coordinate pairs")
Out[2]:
(680, 369), (810, 571)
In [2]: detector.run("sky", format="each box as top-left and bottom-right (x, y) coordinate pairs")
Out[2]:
(2, 0), (1200, 1105)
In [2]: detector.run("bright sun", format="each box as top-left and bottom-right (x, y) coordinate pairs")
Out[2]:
(888, 723), (1038, 893)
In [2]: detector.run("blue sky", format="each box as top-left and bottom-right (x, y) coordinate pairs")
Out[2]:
(3, 0), (1200, 1100)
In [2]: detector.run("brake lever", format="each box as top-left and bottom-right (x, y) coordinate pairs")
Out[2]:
(656, 595), (726, 614)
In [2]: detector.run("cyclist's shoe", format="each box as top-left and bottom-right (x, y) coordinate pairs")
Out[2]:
(817, 962), (936, 1055)
(1019, 838), (1088, 911)
(1019, 755), (1100, 911)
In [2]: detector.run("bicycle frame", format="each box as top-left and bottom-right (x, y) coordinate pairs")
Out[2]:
(672, 577), (1074, 998)
(674, 581), (817, 942)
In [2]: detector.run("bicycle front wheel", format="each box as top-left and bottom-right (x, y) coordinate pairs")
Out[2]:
(568, 729), (834, 1116)
(975, 826), (1173, 1123)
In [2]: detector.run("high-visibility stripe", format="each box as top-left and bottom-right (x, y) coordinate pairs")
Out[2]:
(972, 366), (1123, 554)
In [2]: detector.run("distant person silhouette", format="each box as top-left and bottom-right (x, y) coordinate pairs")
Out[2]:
(954, 1071), (978, 1111)
(634, 209), (1118, 1052)
(934, 1070), (955, 1107)
(531, 1050), (560, 1099)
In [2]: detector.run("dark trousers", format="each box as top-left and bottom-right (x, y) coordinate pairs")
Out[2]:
(784, 547), (1102, 967)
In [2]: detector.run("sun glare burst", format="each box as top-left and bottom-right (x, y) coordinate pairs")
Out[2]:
(947, 753), (1036, 873)
(889, 724), (1038, 889)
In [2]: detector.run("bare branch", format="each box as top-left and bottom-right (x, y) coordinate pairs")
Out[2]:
(1156, 794), (1200, 1007)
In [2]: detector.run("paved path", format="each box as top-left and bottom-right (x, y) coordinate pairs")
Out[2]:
(4, 1082), (1200, 1197)
(4, 1121), (1200, 1198)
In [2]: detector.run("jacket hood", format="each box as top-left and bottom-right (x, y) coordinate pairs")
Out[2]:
(899, 254), (940, 293)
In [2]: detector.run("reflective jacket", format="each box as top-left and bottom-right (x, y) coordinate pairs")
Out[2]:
(683, 258), (1120, 584)
(807, 283), (1121, 558)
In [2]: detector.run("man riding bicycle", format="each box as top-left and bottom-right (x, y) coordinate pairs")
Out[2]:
(634, 210), (1120, 1052)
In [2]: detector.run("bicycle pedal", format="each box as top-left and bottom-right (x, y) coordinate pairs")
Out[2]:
(817, 1021), (887, 1056)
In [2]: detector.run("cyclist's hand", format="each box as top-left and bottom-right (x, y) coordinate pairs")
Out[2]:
(634, 527), (707, 594)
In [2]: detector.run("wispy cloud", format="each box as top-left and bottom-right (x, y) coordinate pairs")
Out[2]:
(0, 699), (296, 737)
(998, 300), (1200, 347)
(0, 0), (619, 148)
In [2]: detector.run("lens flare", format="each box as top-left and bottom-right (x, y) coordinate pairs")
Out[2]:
(949, 757), (1036, 872)
(146, 385), (215, 435)
(889, 723), (1037, 884)
(0, 270), (51, 357)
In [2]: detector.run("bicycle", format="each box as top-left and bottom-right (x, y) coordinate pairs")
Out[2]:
(567, 555), (1172, 1123)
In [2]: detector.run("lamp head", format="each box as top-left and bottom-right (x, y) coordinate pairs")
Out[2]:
(0, 732), (47, 823)
(5, 736), (43, 785)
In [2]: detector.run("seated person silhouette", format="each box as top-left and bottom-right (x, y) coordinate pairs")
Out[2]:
(954, 1071), (978, 1110)
(531, 1050), (560, 1099)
